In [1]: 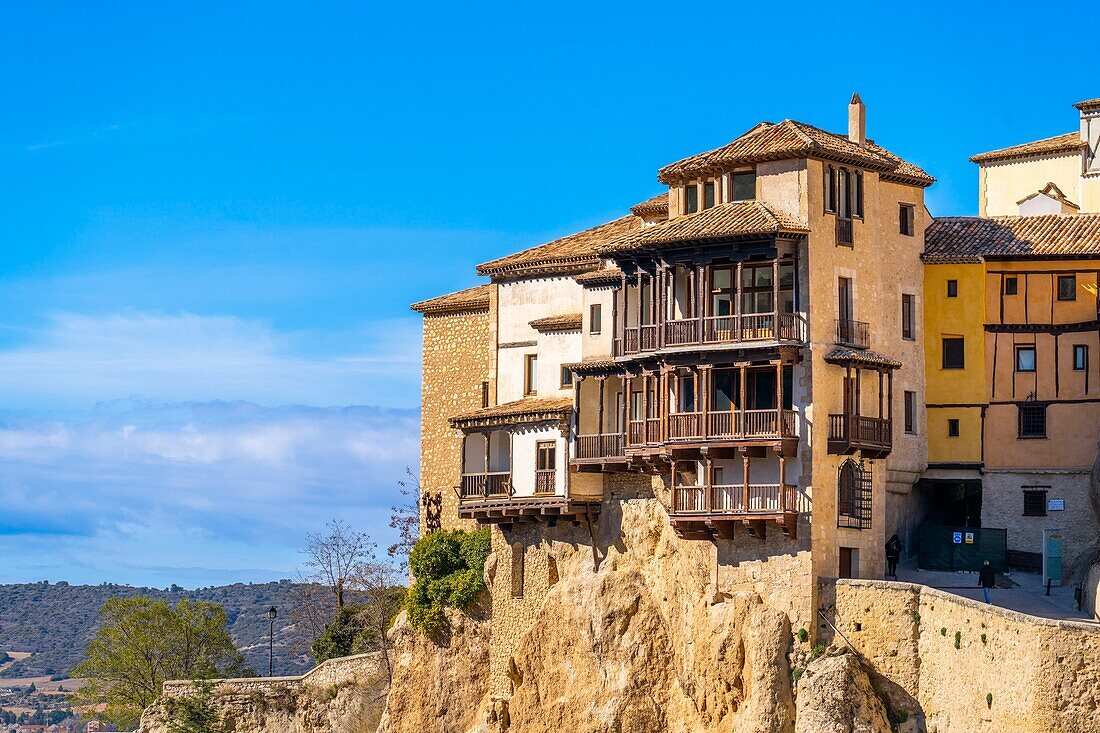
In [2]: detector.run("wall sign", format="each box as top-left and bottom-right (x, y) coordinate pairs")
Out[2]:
(965, 532), (975, 544)
(1048, 498), (1065, 511)
(952, 531), (963, 544)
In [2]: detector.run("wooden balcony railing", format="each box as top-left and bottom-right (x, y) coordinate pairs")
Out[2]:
(628, 420), (646, 445)
(640, 325), (658, 351)
(836, 217), (853, 245)
(645, 418), (661, 443)
(665, 319), (699, 346)
(534, 469), (556, 495)
(616, 313), (805, 356)
(576, 433), (626, 460)
(828, 414), (892, 456)
(835, 319), (870, 349)
(460, 472), (511, 501)
(635, 409), (798, 445)
(673, 483), (798, 515)
(668, 412), (703, 439)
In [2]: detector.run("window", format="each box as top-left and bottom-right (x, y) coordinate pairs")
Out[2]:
(946, 279), (958, 298)
(524, 354), (538, 395)
(560, 365), (571, 388)
(678, 373), (697, 412)
(942, 337), (965, 369)
(901, 294), (915, 340)
(1074, 344), (1088, 371)
(1022, 488), (1048, 517)
(1058, 274), (1077, 301)
(824, 165), (837, 213)
(904, 391), (916, 434)
(899, 204), (915, 236)
(684, 184), (699, 214)
(837, 459), (872, 530)
(947, 418), (960, 437)
(589, 303), (602, 334)
(1017, 403), (1047, 438)
(1015, 346), (1036, 373)
(853, 171), (864, 218)
(481, 380), (490, 408)
(703, 181), (715, 209)
(838, 168), (851, 218)
(741, 263), (775, 314)
(731, 170), (756, 201)
(1004, 276), (1018, 295)
(536, 440), (556, 471)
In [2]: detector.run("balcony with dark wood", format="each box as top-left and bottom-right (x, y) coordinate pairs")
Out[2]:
(824, 346), (899, 459)
(668, 457), (799, 540)
(570, 373), (631, 469)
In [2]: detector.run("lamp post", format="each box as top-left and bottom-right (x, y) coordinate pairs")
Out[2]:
(267, 606), (277, 677)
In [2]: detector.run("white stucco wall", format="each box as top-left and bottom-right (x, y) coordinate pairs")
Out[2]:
(509, 425), (566, 497)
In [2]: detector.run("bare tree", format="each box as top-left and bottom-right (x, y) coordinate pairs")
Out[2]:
(303, 519), (375, 608)
(349, 559), (403, 681)
(389, 467), (423, 572)
(286, 570), (336, 657)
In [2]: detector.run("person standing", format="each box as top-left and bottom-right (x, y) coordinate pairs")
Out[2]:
(978, 559), (996, 603)
(885, 534), (902, 579)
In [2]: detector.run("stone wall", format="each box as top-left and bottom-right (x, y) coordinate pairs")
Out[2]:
(419, 305), (493, 534)
(143, 652), (389, 733)
(1086, 561), (1100, 620)
(832, 579), (1100, 733)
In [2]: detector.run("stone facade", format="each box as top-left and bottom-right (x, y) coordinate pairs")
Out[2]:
(419, 304), (493, 534)
(832, 579), (1100, 733)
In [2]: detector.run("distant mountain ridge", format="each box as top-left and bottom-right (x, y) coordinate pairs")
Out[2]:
(0, 580), (327, 679)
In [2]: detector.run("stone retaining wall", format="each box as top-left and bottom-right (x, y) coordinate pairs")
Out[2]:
(833, 578), (1100, 733)
(162, 651), (386, 698)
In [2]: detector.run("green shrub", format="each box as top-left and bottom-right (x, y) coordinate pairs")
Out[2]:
(980, 633), (987, 645)
(406, 528), (490, 636)
(954, 631), (961, 650)
(940, 627), (947, 636)
(796, 628), (809, 643)
(986, 692), (993, 709)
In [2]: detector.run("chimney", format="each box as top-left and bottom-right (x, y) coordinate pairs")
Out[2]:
(848, 93), (866, 146)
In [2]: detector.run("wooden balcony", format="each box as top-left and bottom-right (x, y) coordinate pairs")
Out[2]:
(835, 319), (869, 349)
(635, 409), (797, 445)
(669, 483), (799, 540)
(575, 433), (625, 460)
(827, 414), (892, 458)
(458, 471), (597, 526)
(615, 312), (805, 356)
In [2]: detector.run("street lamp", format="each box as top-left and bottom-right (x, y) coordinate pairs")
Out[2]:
(267, 607), (277, 677)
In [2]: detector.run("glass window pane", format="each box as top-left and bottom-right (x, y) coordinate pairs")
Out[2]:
(732, 171), (756, 201)
(685, 185), (698, 213)
(704, 182), (715, 209)
(779, 264), (795, 289)
(755, 267), (773, 287)
(712, 268), (731, 290)
(1017, 348), (1036, 372)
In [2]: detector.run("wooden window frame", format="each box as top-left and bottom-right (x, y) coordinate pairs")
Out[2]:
(904, 390), (916, 434)
(1022, 488), (1048, 517)
(684, 184), (699, 214)
(524, 354), (538, 396)
(853, 171), (864, 219)
(589, 303), (602, 334)
(481, 381), (490, 408)
(703, 181), (716, 209)
(560, 365), (571, 389)
(1003, 276), (1018, 296)
(1074, 344), (1088, 371)
(1057, 274), (1076, 301)
(899, 204), (915, 236)
(824, 165), (837, 213)
(942, 337), (965, 370)
(901, 293), (915, 340)
(946, 279), (958, 298)
(730, 169), (756, 202)
(1015, 346), (1037, 373)
(947, 418), (960, 438)
(536, 440), (556, 471)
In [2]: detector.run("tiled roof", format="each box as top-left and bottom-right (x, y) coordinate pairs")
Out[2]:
(630, 192), (669, 216)
(410, 284), (493, 315)
(1074, 98), (1100, 110)
(476, 215), (643, 279)
(598, 201), (809, 254)
(923, 214), (1100, 263)
(529, 313), (582, 332)
(563, 358), (619, 374)
(824, 346), (901, 370)
(450, 397), (572, 429)
(657, 120), (934, 186)
(574, 267), (623, 286)
(969, 132), (1085, 164)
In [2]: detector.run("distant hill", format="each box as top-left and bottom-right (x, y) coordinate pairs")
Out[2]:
(0, 580), (336, 679)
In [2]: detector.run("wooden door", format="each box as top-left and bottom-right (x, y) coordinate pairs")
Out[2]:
(839, 547), (854, 579)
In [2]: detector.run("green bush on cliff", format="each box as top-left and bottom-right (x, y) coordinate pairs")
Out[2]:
(406, 528), (490, 635)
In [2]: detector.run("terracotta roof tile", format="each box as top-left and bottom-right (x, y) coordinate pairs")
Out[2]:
(476, 215), (643, 279)
(1074, 98), (1100, 110)
(969, 132), (1085, 164)
(923, 214), (1100, 262)
(529, 313), (582, 332)
(657, 120), (933, 186)
(574, 267), (623, 286)
(450, 397), (572, 429)
(563, 358), (619, 374)
(410, 284), (492, 315)
(630, 192), (669, 215)
(599, 201), (809, 254)
(824, 346), (901, 370)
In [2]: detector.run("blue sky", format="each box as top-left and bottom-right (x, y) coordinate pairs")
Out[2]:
(0, 1), (1090, 586)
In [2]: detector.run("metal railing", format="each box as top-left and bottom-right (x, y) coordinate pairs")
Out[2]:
(575, 433), (625, 459)
(835, 319), (869, 349)
(460, 472), (511, 500)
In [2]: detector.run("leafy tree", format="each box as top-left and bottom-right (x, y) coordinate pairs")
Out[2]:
(166, 680), (226, 733)
(406, 529), (490, 636)
(71, 596), (249, 729)
(310, 605), (366, 662)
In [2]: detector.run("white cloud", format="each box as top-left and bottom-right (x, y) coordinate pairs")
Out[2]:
(0, 310), (422, 409)
(0, 400), (420, 587)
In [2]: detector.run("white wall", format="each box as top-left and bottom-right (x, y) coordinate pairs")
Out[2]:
(581, 283), (616, 359)
(509, 425), (566, 497)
